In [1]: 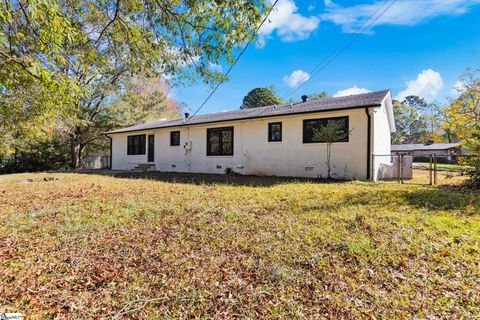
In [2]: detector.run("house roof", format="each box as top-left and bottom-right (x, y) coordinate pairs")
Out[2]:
(106, 89), (391, 134)
(391, 143), (461, 152)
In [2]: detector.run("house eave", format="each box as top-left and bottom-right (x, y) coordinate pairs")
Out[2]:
(105, 103), (382, 135)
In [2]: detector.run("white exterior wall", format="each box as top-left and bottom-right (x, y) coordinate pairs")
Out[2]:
(110, 108), (372, 179)
(240, 109), (368, 179)
(372, 93), (395, 180)
(111, 132), (152, 170)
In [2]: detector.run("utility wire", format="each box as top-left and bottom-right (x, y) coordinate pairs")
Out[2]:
(283, 0), (397, 100)
(185, 0), (279, 123)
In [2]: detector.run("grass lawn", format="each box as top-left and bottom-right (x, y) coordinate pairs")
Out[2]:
(0, 172), (479, 319)
(414, 162), (474, 172)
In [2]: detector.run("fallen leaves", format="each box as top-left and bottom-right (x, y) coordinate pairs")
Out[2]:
(0, 173), (479, 319)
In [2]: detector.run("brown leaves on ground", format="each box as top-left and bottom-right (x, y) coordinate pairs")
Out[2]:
(0, 173), (479, 319)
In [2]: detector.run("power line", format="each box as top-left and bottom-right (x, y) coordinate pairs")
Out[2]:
(283, 0), (397, 100)
(284, 0), (397, 99)
(185, 0), (279, 123)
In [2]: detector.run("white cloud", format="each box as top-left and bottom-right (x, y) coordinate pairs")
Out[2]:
(257, 0), (320, 48)
(324, 0), (334, 7)
(333, 86), (371, 97)
(396, 69), (444, 102)
(208, 62), (223, 73)
(322, 0), (480, 33)
(451, 80), (466, 96)
(282, 70), (311, 88)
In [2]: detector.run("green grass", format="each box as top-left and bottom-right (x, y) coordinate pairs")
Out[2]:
(0, 172), (479, 319)
(414, 162), (474, 172)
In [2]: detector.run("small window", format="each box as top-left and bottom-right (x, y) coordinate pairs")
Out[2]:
(268, 122), (282, 142)
(207, 127), (234, 156)
(303, 116), (349, 143)
(127, 134), (146, 155)
(170, 131), (180, 146)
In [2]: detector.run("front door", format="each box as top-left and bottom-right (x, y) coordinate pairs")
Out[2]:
(147, 135), (154, 162)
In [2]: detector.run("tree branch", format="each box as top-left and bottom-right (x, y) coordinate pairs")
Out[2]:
(0, 50), (41, 80)
(92, 0), (121, 47)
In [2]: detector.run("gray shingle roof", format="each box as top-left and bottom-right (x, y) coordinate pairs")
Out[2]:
(391, 143), (461, 151)
(106, 89), (390, 134)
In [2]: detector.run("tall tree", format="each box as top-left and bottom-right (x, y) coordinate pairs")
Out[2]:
(240, 87), (284, 109)
(64, 75), (180, 167)
(403, 96), (446, 141)
(442, 69), (480, 184)
(308, 91), (329, 101)
(1, 0), (269, 167)
(402, 95), (429, 111)
(109, 76), (180, 127)
(391, 97), (429, 144)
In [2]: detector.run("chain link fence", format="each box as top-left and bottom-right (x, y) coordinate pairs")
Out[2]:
(372, 153), (479, 185)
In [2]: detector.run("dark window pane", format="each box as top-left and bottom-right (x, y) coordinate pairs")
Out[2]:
(268, 122), (282, 142)
(222, 130), (232, 143)
(303, 117), (349, 143)
(127, 134), (146, 155)
(222, 142), (232, 155)
(209, 132), (219, 144)
(170, 131), (180, 146)
(139, 135), (146, 153)
(210, 142), (220, 155)
(207, 127), (234, 156)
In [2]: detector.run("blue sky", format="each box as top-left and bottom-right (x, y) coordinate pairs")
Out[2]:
(172, 0), (480, 114)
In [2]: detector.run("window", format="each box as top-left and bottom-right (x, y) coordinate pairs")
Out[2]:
(207, 127), (234, 156)
(127, 134), (146, 155)
(268, 122), (282, 142)
(303, 116), (349, 143)
(170, 131), (180, 146)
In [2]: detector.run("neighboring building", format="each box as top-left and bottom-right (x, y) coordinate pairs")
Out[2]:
(82, 153), (111, 169)
(391, 142), (462, 158)
(106, 90), (396, 180)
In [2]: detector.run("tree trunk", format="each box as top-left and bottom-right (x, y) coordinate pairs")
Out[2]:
(446, 129), (452, 143)
(14, 146), (18, 167)
(70, 123), (92, 169)
(78, 143), (85, 169)
(70, 136), (81, 169)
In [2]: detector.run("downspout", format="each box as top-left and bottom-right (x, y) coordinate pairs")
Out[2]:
(108, 135), (112, 169)
(365, 108), (371, 180)
(186, 126), (191, 172)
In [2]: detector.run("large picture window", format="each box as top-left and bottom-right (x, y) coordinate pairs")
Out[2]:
(268, 122), (282, 142)
(127, 134), (146, 155)
(303, 116), (349, 143)
(207, 127), (234, 156)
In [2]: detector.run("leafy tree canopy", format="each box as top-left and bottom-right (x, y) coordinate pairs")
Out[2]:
(240, 87), (284, 109)
(442, 69), (480, 183)
(308, 91), (329, 101)
(1, 0), (269, 167)
(402, 95), (429, 111)
(1, 0), (268, 124)
(392, 96), (430, 144)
